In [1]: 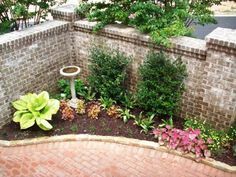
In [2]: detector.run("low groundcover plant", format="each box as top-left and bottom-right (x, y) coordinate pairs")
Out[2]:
(12, 91), (60, 131)
(153, 126), (212, 159)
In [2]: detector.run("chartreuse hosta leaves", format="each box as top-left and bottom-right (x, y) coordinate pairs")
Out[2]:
(12, 91), (60, 131)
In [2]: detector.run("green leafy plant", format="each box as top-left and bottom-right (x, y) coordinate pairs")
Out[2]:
(58, 79), (88, 99)
(0, 0), (64, 34)
(12, 91), (59, 131)
(99, 97), (116, 110)
(118, 108), (135, 123)
(76, 0), (220, 46)
(159, 116), (174, 128)
(120, 92), (136, 109)
(70, 124), (78, 133)
(80, 87), (96, 102)
(184, 118), (233, 153)
(134, 112), (155, 134)
(136, 51), (187, 116)
(88, 47), (130, 102)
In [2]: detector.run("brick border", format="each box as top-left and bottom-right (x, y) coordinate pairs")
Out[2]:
(0, 134), (235, 173)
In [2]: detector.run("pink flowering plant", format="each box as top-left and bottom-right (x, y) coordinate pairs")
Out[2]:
(153, 125), (212, 159)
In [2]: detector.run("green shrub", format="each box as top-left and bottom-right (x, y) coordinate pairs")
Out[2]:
(136, 51), (187, 116)
(184, 118), (233, 153)
(12, 91), (59, 131)
(88, 47), (130, 102)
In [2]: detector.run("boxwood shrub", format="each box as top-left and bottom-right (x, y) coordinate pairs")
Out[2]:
(136, 51), (187, 116)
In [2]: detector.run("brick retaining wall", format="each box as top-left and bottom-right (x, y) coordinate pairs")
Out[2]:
(0, 20), (72, 126)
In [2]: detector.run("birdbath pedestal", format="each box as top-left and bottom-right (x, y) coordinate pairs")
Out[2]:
(60, 66), (81, 108)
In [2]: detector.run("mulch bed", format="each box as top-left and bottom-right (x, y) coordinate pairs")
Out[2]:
(0, 107), (235, 166)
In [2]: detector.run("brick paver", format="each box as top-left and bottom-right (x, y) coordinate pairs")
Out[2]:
(0, 141), (233, 177)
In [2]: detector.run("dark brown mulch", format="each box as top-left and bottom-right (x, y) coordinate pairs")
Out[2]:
(0, 108), (235, 166)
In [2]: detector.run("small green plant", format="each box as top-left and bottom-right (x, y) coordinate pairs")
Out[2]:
(159, 116), (174, 128)
(99, 97), (116, 110)
(70, 124), (78, 133)
(80, 87), (96, 102)
(134, 112), (155, 134)
(58, 79), (87, 99)
(118, 108), (135, 123)
(12, 91), (60, 131)
(120, 93), (135, 109)
(88, 47), (130, 102)
(76, 99), (86, 114)
(136, 51), (187, 116)
(184, 118), (233, 153)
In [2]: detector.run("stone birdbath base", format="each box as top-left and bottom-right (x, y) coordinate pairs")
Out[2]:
(60, 66), (81, 108)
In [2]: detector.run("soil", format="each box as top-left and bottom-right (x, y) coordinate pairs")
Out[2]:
(0, 106), (235, 166)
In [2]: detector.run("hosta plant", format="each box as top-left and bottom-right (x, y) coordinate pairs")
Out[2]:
(87, 102), (101, 119)
(153, 126), (212, 159)
(107, 105), (120, 119)
(60, 101), (75, 121)
(76, 99), (86, 114)
(118, 108), (135, 123)
(12, 91), (59, 131)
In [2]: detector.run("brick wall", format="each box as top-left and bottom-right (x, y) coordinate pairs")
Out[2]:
(0, 20), (72, 126)
(69, 20), (235, 128)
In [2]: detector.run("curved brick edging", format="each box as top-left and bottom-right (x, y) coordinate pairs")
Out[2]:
(0, 134), (235, 173)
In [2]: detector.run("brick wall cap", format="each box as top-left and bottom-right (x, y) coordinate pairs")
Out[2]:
(205, 27), (236, 49)
(51, 4), (77, 15)
(0, 20), (70, 50)
(74, 20), (207, 59)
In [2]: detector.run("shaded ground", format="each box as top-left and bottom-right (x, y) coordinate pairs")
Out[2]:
(0, 140), (232, 177)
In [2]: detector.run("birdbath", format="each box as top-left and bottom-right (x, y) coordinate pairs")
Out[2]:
(60, 66), (81, 108)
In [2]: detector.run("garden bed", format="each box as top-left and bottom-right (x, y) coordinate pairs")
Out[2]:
(0, 107), (235, 166)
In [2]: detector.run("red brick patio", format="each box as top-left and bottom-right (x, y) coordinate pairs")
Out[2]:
(0, 140), (233, 177)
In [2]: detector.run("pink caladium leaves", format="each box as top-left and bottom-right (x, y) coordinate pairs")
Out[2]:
(153, 126), (212, 159)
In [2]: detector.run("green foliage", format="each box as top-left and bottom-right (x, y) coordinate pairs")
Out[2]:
(134, 112), (155, 134)
(184, 118), (233, 153)
(136, 51), (187, 116)
(12, 91), (59, 131)
(88, 47), (130, 102)
(70, 124), (78, 133)
(99, 97), (116, 110)
(118, 108), (135, 123)
(159, 116), (174, 128)
(120, 93), (135, 109)
(80, 87), (96, 102)
(76, 0), (219, 46)
(58, 79), (88, 99)
(0, 0), (63, 33)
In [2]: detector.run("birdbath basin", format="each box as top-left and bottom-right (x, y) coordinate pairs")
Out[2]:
(60, 66), (81, 108)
